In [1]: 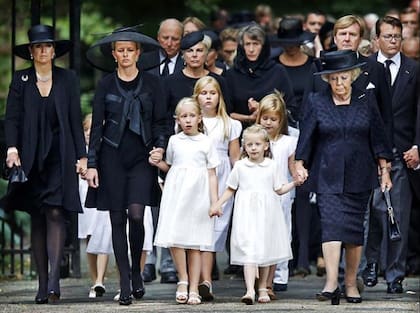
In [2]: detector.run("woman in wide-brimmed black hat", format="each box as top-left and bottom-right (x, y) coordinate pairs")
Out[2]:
(3, 24), (87, 304)
(84, 26), (169, 306)
(294, 50), (393, 305)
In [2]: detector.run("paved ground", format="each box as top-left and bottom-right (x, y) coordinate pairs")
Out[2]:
(0, 270), (418, 313)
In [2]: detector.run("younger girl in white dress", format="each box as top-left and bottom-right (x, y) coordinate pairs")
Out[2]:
(210, 124), (302, 305)
(78, 114), (113, 298)
(193, 76), (242, 300)
(149, 97), (219, 305)
(257, 92), (298, 298)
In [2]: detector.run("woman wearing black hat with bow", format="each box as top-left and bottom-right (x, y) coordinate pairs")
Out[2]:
(85, 27), (168, 305)
(4, 24), (87, 304)
(294, 50), (393, 305)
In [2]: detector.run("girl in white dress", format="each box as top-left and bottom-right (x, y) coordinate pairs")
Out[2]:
(149, 97), (219, 305)
(210, 124), (302, 305)
(257, 92), (298, 298)
(192, 76), (242, 301)
(78, 114), (113, 298)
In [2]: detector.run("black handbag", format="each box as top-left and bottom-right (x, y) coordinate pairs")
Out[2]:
(2, 164), (28, 184)
(383, 189), (402, 242)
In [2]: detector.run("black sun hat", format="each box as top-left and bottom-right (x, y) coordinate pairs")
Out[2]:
(276, 17), (316, 46)
(314, 50), (366, 75)
(86, 26), (161, 72)
(13, 24), (72, 60)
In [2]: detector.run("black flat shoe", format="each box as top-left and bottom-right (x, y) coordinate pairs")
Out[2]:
(387, 280), (403, 294)
(119, 296), (132, 305)
(47, 291), (60, 304)
(346, 295), (362, 303)
(35, 297), (48, 304)
(132, 288), (145, 299)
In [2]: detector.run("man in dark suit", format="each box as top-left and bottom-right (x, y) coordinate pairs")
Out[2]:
(139, 18), (184, 284)
(138, 18), (184, 76)
(363, 15), (420, 294)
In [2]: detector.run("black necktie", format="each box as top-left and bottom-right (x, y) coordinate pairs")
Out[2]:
(385, 59), (393, 89)
(161, 58), (170, 77)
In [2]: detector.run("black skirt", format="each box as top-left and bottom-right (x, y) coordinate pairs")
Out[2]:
(89, 127), (160, 211)
(317, 191), (370, 245)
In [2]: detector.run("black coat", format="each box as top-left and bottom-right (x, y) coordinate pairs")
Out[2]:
(4, 66), (86, 212)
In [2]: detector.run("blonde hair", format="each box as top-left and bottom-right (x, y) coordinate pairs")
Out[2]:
(83, 113), (92, 131)
(193, 76), (230, 140)
(182, 16), (207, 31)
(241, 124), (272, 159)
(256, 91), (288, 138)
(174, 97), (204, 134)
(334, 15), (366, 38)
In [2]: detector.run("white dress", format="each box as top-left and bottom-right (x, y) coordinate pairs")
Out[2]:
(154, 132), (220, 249)
(78, 177), (113, 254)
(228, 158), (293, 266)
(270, 134), (298, 284)
(201, 116), (242, 252)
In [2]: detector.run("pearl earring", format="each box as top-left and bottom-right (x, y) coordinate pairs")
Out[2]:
(30, 54), (33, 60)
(115, 59), (118, 63)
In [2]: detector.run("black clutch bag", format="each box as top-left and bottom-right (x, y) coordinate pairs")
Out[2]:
(2, 164), (28, 184)
(383, 188), (401, 242)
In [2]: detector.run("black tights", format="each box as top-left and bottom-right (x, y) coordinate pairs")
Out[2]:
(31, 207), (66, 298)
(110, 203), (145, 298)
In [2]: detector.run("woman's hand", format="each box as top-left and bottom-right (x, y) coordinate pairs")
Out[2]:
(380, 170), (392, 192)
(85, 168), (99, 188)
(248, 97), (259, 113)
(149, 147), (164, 163)
(6, 147), (21, 168)
(295, 160), (308, 182)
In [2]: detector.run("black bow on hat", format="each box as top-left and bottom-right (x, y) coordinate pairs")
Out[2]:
(13, 24), (72, 60)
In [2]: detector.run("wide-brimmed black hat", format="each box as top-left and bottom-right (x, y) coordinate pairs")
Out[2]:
(180, 31), (204, 50)
(86, 26), (161, 72)
(314, 50), (366, 75)
(276, 18), (316, 46)
(13, 24), (72, 60)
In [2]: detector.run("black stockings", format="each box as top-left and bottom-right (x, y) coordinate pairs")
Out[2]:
(110, 203), (145, 298)
(31, 207), (66, 298)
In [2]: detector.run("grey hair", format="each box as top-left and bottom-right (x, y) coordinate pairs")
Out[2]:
(238, 23), (265, 46)
(321, 67), (362, 83)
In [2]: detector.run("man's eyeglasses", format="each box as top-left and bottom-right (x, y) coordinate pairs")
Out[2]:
(381, 34), (403, 41)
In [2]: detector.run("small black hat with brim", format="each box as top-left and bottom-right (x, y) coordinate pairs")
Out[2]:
(13, 24), (72, 60)
(314, 50), (366, 75)
(86, 26), (161, 72)
(276, 17), (316, 46)
(180, 31), (204, 50)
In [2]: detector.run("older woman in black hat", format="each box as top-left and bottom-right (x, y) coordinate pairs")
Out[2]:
(295, 50), (392, 305)
(164, 31), (230, 120)
(4, 24), (87, 304)
(85, 27), (168, 305)
(225, 22), (295, 128)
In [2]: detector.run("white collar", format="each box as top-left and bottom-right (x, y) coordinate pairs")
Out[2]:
(177, 132), (204, 141)
(243, 157), (272, 167)
(377, 51), (401, 68)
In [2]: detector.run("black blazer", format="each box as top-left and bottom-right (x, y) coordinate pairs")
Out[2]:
(87, 71), (169, 169)
(138, 50), (184, 77)
(370, 52), (420, 154)
(4, 66), (86, 212)
(296, 87), (392, 194)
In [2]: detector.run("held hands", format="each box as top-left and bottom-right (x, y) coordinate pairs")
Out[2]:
(148, 147), (164, 167)
(209, 203), (223, 218)
(403, 147), (419, 169)
(295, 162), (308, 184)
(85, 168), (99, 188)
(76, 157), (88, 177)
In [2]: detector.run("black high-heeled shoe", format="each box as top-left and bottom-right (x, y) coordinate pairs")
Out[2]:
(132, 288), (145, 299)
(345, 294), (362, 303)
(331, 287), (340, 305)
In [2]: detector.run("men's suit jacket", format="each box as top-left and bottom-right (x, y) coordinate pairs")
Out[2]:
(138, 50), (184, 77)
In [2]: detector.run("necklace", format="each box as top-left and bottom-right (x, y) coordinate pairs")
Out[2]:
(36, 72), (52, 82)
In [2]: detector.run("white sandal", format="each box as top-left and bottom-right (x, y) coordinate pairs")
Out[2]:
(176, 281), (188, 304)
(187, 291), (202, 305)
(258, 288), (271, 303)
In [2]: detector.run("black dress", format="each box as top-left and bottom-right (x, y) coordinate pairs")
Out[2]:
(87, 71), (167, 211)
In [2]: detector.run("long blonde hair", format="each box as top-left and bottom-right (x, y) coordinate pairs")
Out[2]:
(256, 90), (288, 138)
(193, 76), (230, 140)
(174, 97), (204, 134)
